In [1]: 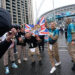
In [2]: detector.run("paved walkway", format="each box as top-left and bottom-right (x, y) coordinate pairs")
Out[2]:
(0, 33), (75, 75)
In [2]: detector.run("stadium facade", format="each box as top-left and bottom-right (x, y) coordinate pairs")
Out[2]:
(40, 4), (75, 23)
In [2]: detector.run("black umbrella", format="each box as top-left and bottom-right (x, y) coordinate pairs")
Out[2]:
(0, 8), (12, 36)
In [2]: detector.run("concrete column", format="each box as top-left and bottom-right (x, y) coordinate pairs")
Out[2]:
(16, 0), (18, 24)
(1, 0), (6, 9)
(10, 0), (13, 24)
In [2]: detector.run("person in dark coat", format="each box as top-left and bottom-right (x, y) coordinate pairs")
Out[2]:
(0, 8), (14, 58)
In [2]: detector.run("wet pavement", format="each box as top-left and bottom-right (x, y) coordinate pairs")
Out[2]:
(0, 33), (75, 75)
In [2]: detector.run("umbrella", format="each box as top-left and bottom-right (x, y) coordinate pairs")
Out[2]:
(0, 8), (12, 36)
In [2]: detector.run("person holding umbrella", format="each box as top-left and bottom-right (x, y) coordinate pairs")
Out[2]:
(0, 8), (16, 58)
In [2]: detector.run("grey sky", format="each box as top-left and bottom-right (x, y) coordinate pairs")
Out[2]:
(32, 0), (75, 24)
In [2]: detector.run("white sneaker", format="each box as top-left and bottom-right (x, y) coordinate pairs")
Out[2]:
(14, 52), (18, 55)
(23, 58), (28, 61)
(50, 67), (56, 74)
(55, 62), (61, 66)
(18, 59), (21, 64)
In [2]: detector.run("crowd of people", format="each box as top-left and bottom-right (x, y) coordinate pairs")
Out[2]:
(1, 21), (60, 74)
(0, 8), (75, 75)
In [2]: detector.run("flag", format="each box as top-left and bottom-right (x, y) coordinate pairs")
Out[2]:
(25, 24), (30, 32)
(39, 28), (49, 35)
(25, 24), (34, 32)
(25, 24), (36, 36)
(37, 16), (49, 35)
(37, 17), (45, 25)
(39, 16), (45, 26)
(37, 16), (46, 30)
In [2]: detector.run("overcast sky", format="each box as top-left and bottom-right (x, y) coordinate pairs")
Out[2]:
(32, 0), (75, 24)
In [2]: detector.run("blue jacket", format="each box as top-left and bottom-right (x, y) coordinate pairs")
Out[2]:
(48, 28), (59, 41)
(67, 23), (75, 43)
